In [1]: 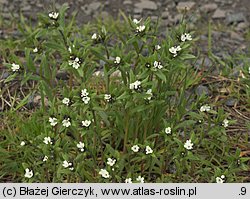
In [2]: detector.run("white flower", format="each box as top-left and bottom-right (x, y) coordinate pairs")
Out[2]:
(222, 119), (229, 128)
(107, 158), (116, 167)
(114, 56), (121, 64)
(145, 146), (153, 154)
(20, 141), (25, 146)
(129, 80), (141, 90)
(216, 175), (225, 183)
(153, 61), (163, 69)
(248, 66), (250, 74)
(62, 160), (72, 168)
(82, 96), (90, 104)
(99, 169), (110, 178)
(145, 89), (153, 100)
(184, 139), (193, 150)
(68, 47), (72, 53)
(77, 141), (85, 152)
(82, 120), (91, 127)
(104, 94), (112, 102)
(69, 167), (74, 171)
(68, 57), (81, 69)
(131, 145), (140, 152)
(181, 33), (192, 42)
(49, 117), (58, 126)
(33, 47), (38, 53)
(169, 46), (181, 57)
(49, 12), (59, 20)
(165, 127), (171, 134)
(133, 18), (141, 24)
(136, 25), (145, 33)
(24, 168), (33, 178)
(155, 45), (161, 50)
(200, 104), (211, 112)
(186, 34), (192, 41)
(81, 89), (89, 97)
(134, 81), (141, 89)
(91, 33), (98, 40)
(43, 155), (48, 162)
(136, 176), (144, 183)
(216, 177), (223, 183)
(62, 118), (71, 127)
(11, 63), (20, 72)
(62, 97), (70, 106)
(43, 137), (52, 145)
(75, 57), (80, 62)
(68, 44), (75, 53)
(157, 64), (163, 69)
(81, 88), (90, 104)
(153, 61), (158, 68)
(125, 178), (132, 183)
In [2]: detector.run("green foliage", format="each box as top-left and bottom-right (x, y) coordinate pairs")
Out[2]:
(0, 4), (249, 183)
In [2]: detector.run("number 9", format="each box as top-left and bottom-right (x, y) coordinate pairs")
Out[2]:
(241, 187), (246, 195)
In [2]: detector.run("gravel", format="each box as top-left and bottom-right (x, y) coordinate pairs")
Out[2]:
(176, 1), (196, 11)
(226, 12), (246, 25)
(0, 0), (249, 85)
(135, 0), (158, 10)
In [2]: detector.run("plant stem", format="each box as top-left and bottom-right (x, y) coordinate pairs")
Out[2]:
(69, 72), (73, 90)
(123, 113), (129, 153)
(208, 20), (212, 56)
(134, 113), (139, 139)
(143, 122), (147, 142)
(104, 42), (110, 93)
(90, 108), (99, 167)
(104, 42), (110, 59)
(58, 29), (68, 49)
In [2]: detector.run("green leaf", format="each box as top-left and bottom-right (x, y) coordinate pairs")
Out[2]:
(22, 163), (29, 170)
(187, 111), (203, 120)
(187, 152), (200, 161)
(40, 81), (53, 102)
(45, 42), (64, 51)
(116, 91), (129, 100)
(4, 74), (17, 83)
(219, 135), (228, 142)
(90, 48), (107, 62)
(35, 28), (47, 39)
(125, 101), (134, 109)
(97, 110), (110, 126)
(41, 54), (50, 79)
(105, 144), (116, 155)
(131, 104), (150, 114)
(58, 3), (70, 28)
(21, 73), (33, 86)
(132, 41), (139, 53)
(119, 10), (129, 24)
(176, 120), (196, 129)
(180, 54), (196, 60)
(25, 48), (36, 72)
(65, 11), (77, 37)
(155, 70), (166, 82)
